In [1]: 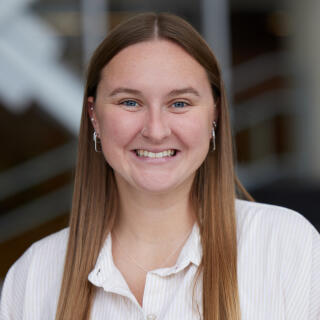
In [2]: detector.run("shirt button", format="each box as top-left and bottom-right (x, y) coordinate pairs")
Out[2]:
(146, 314), (157, 320)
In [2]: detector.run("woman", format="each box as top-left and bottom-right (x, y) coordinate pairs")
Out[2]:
(1, 12), (319, 320)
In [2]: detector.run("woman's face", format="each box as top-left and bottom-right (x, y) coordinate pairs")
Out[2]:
(89, 39), (217, 194)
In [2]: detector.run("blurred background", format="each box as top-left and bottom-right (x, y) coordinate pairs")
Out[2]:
(1, 0), (320, 287)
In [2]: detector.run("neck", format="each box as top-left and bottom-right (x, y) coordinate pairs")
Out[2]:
(113, 175), (196, 245)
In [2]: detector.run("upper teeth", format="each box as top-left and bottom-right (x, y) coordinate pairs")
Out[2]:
(136, 149), (175, 158)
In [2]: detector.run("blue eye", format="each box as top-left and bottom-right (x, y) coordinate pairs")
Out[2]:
(121, 100), (139, 107)
(172, 101), (188, 108)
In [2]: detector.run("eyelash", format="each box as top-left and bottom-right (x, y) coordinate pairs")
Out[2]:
(120, 100), (139, 107)
(119, 99), (191, 110)
(172, 101), (189, 108)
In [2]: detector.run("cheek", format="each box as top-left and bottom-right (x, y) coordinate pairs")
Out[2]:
(173, 113), (212, 147)
(98, 110), (139, 150)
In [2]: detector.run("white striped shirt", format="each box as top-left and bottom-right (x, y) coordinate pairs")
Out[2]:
(1, 200), (320, 319)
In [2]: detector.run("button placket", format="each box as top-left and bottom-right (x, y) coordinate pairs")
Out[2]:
(143, 273), (160, 320)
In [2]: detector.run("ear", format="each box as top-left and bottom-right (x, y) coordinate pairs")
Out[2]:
(213, 98), (220, 124)
(209, 101), (219, 139)
(87, 96), (100, 137)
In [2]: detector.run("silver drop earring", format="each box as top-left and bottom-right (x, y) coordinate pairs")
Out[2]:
(89, 102), (101, 153)
(93, 131), (102, 153)
(212, 121), (217, 151)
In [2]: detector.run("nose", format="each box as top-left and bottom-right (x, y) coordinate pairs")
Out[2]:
(141, 106), (171, 142)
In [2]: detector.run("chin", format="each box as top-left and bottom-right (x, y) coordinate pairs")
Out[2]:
(133, 176), (192, 195)
(136, 183), (177, 194)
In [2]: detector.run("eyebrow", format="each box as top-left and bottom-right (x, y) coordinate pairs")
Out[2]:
(167, 87), (200, 97)
(108, 86), (200, 98)
(109, 87), (142, 97)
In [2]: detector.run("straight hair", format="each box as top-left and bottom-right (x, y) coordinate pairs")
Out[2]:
(55, 12), (253, 320)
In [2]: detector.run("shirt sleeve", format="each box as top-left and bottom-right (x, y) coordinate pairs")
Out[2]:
(0, 245), (34, 319)
(309, 226), (320, 319)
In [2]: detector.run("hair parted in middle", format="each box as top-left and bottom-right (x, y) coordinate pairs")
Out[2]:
(55, 12), (252, 320)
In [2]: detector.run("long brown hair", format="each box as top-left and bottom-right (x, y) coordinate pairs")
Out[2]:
(55, 12), (252, 320)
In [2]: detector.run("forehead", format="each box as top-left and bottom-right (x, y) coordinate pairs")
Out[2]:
(98, 39), (211, 92)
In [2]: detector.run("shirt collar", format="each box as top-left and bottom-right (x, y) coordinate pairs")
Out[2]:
(88, 222), (202, 290)
(154, 222), (202, 276)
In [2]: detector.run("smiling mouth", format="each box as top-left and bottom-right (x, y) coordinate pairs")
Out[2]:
(134, 149), (178, 158)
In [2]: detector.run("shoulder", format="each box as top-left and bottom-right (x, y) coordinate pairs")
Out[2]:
(8, 226), (69, 275)
(234, 199), (319, 262)
(15, 227), (69, 273)
(0, 228), (69, 319)
(235, 200), (320, 318)
(235, 199), (315, 239)
(14, 227), (69, 280)
(29, 227), (69, 259)
(235, 199), (319, 260)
